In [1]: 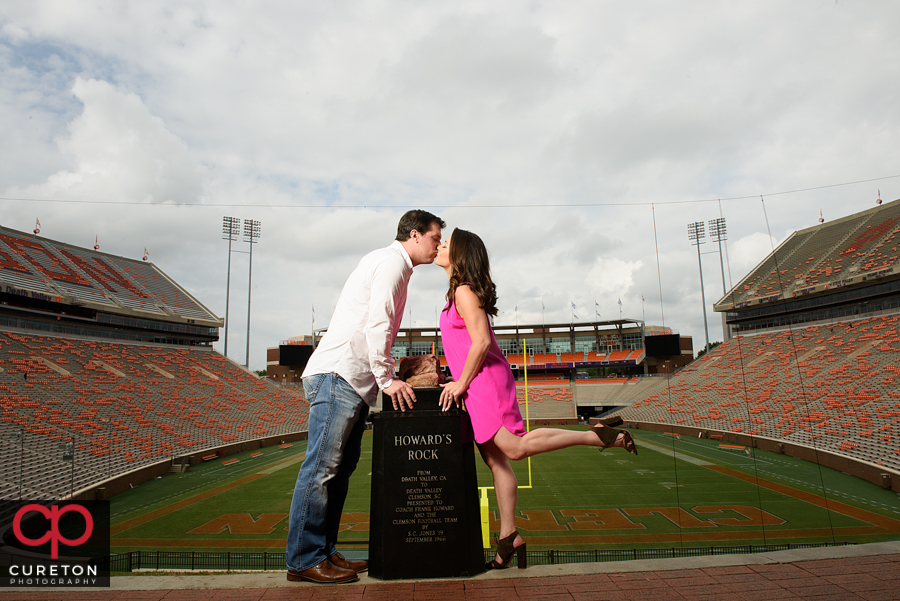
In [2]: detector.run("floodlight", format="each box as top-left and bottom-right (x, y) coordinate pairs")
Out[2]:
(708, 217), (727, 241)
(222, 216), (241, 241)
(687, 221), (706, 242)
(243, 219), (261, 243)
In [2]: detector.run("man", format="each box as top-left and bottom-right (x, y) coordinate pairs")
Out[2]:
(286, 210), (445, 584)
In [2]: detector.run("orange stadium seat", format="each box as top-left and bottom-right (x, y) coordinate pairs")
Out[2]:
(719, 202), (900, 308)
(0, 331), (308, 500)
(621, 314), (900, 471)
(531, 353), (557, 364)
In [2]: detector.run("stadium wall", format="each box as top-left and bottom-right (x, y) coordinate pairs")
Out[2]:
(623, 421), (899, 493)
(573, 378), (663, 404)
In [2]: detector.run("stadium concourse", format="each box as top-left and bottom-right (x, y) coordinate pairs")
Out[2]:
(0, 225), (308, 502)
(613, 197), (900, 490)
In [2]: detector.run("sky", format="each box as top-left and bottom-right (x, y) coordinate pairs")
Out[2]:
(1, 1), (899, 371)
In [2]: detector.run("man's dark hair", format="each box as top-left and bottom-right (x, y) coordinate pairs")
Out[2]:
(396, 210), (446, 241)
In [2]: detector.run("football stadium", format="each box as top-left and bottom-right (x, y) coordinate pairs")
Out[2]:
(1, 199), (899, 589)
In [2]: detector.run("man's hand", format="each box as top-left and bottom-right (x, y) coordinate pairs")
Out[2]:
(384, 380), (417, 412)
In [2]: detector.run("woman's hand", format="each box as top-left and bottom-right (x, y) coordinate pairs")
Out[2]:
(439, 380), (466, 411)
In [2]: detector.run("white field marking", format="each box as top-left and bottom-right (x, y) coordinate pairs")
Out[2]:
(111, 448), (307, 518)
(646, 436), (775, 468)
(636, 439), (713, 467)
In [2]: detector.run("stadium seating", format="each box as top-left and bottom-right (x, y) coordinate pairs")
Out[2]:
(620, 314), (900, 470)
(721, 202), (900, 307)
(531, 353), (558, 364)
(0, 332), (307, 500)
(607, 350), (631, 362)
(627, 348), (646, 363)
(0, 229), (217, 321)
(515, 383), (576, 419)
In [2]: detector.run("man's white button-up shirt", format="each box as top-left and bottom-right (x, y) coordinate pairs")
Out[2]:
(302, 240), (413, 406)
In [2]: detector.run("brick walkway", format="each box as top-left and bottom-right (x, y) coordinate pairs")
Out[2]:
(3, 548), (898, 600)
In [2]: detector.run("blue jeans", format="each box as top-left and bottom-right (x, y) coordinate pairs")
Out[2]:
(286, 373), (370, 572)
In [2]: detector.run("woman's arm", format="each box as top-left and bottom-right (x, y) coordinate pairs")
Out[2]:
(439, 285), (492, 410)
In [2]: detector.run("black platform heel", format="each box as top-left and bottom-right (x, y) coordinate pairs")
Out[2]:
(597, 415), (624, 428)
(487, 531), (527, 569)
(591, 424), (638, 456)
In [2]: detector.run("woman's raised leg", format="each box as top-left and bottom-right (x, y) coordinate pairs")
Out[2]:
(492, 424), (628, 461)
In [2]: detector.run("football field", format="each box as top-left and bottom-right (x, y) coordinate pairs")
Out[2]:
(109, 427), (900, 554)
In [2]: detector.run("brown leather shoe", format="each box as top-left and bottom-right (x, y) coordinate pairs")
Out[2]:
(286, 559), (358, 584)
(330, 551), (368, 574)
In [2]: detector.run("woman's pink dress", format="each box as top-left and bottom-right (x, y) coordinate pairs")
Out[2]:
(440, 299), (525, 444)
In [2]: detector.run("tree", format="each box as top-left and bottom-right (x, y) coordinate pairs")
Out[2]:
(696, 341), (722, 359)
(254, 369), (267, 377)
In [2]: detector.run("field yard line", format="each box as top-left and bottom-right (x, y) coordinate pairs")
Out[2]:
(112, 448), (312, 536)
(112, 473), (267, 536)
(255, 450), (307, 475)
(636, 439), (715, 466)
(704, 465), (900, 531)
(677, 437), (775, 466)
(253, 431), (370, 475)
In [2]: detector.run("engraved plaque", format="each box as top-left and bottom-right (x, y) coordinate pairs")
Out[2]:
(369, 388), (484, 579)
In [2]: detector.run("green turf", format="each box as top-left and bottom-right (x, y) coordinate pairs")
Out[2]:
(109, 427), (900, 554)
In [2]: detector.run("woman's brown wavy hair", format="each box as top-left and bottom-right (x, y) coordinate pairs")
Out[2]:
(443, 228), (498, 317)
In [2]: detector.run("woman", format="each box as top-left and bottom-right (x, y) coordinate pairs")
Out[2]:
(436, 228), (637, 570)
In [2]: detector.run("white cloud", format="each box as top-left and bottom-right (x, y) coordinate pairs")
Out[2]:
(1, 1), (900, 368)
(1, 22), (29, 44)
(723, 232), (779, 293)
(37, 78), (204, 203)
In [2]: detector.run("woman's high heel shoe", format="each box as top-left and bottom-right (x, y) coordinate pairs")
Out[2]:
(597, 415), (624, 428)
(486, 531), (527, 569)
(592, 425), (638, 456)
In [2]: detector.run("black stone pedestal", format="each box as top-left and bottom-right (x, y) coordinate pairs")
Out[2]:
(369, 388), (485, 580)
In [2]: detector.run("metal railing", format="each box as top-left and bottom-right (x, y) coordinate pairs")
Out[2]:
(104, 542), (853, 573)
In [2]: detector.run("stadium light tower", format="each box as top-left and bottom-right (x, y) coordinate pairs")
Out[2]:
(244, 219), (262, 369)
(708, 217), (731, 342)
(687, 221), (711, 355)
(222, 217), (242, 359)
